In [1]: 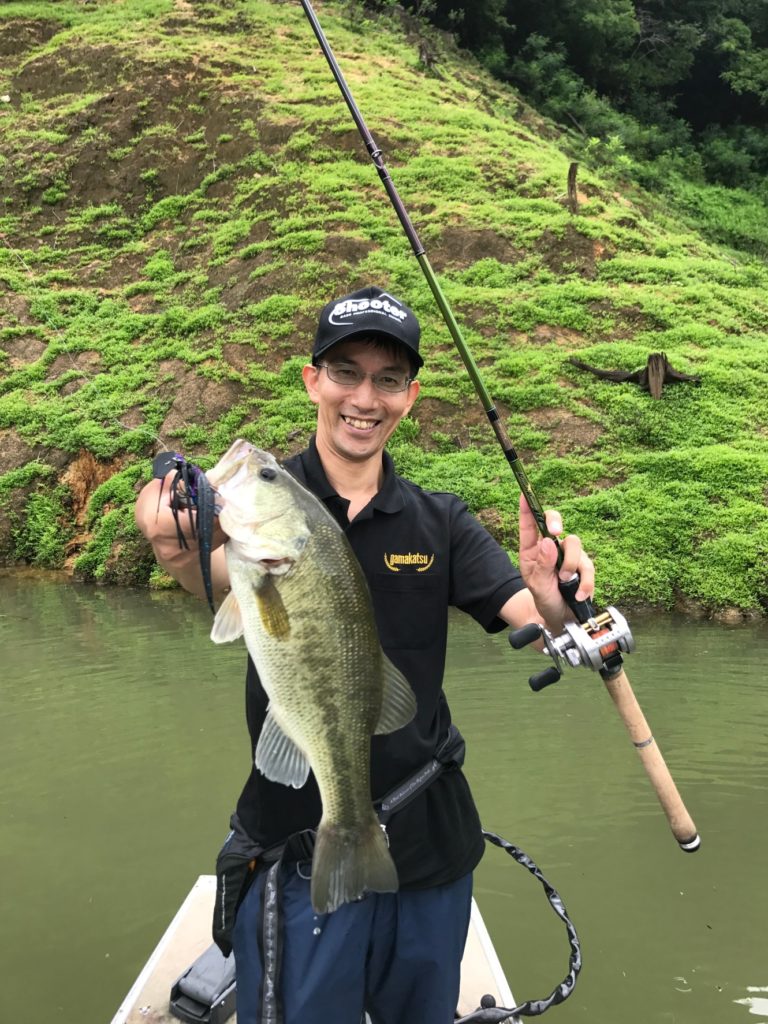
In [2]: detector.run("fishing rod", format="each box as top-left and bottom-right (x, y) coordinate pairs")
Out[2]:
(298, 0), (699, 855)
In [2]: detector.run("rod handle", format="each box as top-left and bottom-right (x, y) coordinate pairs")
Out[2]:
(557, 573), (598, 625)
(603, 670), (701, 852)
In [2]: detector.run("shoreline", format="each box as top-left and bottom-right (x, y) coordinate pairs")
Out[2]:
(1, 562), (761, 625)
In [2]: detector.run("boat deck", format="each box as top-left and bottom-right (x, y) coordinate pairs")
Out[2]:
(111, 875), (517, 1023)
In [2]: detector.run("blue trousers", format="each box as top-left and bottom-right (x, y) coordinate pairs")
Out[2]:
(231, 863), (473, 1024)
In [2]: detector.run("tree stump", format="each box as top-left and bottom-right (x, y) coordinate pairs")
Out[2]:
(567, 162), (579, 215)
(567, 352), (701, 399)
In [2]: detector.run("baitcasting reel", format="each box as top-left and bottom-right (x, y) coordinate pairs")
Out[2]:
(509, 606), (635, 691)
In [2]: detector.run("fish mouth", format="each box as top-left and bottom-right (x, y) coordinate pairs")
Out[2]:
(341, 414), (380, 432)
(260, 556), (294, 575)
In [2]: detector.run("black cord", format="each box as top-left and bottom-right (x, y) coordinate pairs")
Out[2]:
(455, 831), (582, 1022)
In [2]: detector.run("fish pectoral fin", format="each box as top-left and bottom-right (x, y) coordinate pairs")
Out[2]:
(256, 576), (291, 640)
(374, 656), (417, 735)
(210, 590), (244, 643)
(255, 708), (311, 788)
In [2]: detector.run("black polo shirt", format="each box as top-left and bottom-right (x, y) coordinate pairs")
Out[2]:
(235, 436), (525, 888)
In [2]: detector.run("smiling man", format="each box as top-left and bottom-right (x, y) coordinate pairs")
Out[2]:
(301, 287), (422, 517)
(135, 283), (594, 1024)
(305, 341), (418, 464)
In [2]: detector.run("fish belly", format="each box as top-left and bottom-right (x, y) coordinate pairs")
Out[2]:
(230, 545), (399, 912)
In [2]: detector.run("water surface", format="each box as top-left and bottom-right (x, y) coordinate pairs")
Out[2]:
(0, 573), (766, 1023)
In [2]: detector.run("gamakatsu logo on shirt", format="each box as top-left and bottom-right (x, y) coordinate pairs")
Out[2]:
(384, 552), (435, 573)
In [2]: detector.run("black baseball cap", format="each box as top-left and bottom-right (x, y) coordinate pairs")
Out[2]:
(312, 285), (423, 370)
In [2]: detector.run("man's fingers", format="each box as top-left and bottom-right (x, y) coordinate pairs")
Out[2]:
(544, 508), (563, 537)
(519, 495), (564, 548)
(525, 536), (559, 594)
(538, 535), (559, 569)
(518, 493), (538, 552)
(558, 534), (595, 602)
(519, 496), (595, 605)
(574, 555), (595, 601)
(557, 533), (582, 579)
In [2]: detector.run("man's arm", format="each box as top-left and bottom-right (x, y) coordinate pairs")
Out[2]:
(134, 471), (230, 601)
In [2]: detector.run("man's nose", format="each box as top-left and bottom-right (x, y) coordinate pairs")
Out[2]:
(349, 373), (379, 402)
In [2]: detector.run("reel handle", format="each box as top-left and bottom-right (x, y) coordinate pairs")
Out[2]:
(508, 625), (562, 691)
(508, 623), (543, 649)
(529, 666), (562, 692)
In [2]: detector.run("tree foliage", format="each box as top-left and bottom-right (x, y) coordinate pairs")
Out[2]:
(393, 0), (768, 190)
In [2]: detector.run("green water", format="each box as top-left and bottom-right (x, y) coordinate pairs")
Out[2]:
(1, 571), (766, 1024)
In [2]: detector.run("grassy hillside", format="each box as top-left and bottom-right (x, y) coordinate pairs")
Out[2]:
(1, 0), (767, 616)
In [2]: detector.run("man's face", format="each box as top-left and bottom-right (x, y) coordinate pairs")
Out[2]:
(302, 339), (420, 465)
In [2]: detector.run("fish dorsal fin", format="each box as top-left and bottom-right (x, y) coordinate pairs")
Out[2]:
(256, 577), (291, 640)
(374, 656), (417, 735)
(255, 707), (311, 789)
(210, 589), (244, 643)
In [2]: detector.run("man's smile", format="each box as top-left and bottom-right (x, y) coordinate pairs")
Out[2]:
(342, 414), (380, 431)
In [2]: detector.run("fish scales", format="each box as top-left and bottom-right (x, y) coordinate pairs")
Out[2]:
(208, 440), (417, 913)
(239, 521), (383, 825)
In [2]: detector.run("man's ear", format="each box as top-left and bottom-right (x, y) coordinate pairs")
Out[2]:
(403, 378), (420, 416)
(302, 363), (321, 404)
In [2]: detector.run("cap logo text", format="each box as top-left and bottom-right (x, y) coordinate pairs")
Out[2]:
(329, 295), (408, 326)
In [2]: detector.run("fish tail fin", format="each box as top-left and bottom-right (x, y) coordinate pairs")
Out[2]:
(310, 817), (398, 914)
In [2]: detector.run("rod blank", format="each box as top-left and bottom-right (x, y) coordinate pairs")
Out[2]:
(298, 0), (699, 854)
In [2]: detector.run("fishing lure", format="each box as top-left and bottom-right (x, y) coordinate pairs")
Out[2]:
(152, 451), (218, 614)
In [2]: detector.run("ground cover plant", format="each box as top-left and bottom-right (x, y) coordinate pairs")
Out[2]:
(1, 0), (766, 616)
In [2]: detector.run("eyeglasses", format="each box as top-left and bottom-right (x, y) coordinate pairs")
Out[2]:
(316, 362), (413, 394)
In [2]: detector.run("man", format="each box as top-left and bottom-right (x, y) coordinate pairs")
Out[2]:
(135, 285), (594, 1024)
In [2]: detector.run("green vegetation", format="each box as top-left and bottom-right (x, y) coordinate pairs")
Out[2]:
(0, 0), (766, 616)
(0, 462), (68, 568)
(398, 0), (768, 200)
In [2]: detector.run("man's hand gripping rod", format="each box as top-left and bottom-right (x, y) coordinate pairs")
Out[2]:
(299, 0), (699, 854)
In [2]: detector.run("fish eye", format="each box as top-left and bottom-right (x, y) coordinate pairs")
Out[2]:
(259, 467), (277, 481)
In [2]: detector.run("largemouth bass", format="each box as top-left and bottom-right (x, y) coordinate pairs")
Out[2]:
(207, 439), (417, 913)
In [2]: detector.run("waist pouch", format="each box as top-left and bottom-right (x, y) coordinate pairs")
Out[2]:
(212, 813), (264, 956)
